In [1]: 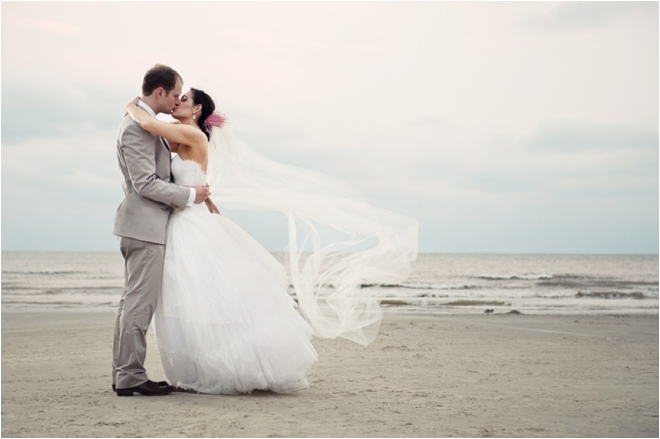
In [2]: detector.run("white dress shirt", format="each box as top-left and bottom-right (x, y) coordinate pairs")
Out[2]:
(137, 99), (196, 207)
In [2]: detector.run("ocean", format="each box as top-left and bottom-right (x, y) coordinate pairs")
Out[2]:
(1, 252), (657, 315)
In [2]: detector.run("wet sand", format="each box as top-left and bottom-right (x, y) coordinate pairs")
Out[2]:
(1, 312), (658, 437)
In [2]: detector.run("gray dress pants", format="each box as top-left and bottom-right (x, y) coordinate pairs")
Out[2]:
(112, 236), (166, 389)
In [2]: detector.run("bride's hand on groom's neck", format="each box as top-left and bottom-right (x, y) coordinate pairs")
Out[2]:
(125, 97), (141, 118)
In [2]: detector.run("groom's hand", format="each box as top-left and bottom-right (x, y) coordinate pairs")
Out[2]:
(193, 185), (211, 203)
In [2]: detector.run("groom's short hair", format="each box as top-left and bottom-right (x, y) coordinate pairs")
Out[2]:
(142, 64), (182, 96)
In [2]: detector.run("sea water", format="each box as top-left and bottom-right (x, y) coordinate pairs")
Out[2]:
(2, 252), (657, 314)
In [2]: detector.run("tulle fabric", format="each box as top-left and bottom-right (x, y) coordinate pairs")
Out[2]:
(154, 157), (317, 394)
(206, 122), (419, 346)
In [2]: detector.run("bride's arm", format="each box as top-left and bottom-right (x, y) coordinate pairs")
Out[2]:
(125, 99), (206, 149)
(167, 140), (180, 154)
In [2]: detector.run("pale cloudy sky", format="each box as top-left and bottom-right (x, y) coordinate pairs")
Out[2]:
(2, 1), (658, 253)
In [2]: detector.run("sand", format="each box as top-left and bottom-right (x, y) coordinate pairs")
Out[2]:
(1, 311), (658, 438)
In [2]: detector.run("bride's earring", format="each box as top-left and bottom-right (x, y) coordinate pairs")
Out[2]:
(193, 114), (196, 120)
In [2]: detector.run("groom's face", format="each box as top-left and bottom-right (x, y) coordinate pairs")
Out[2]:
(159, 78), (183, 114)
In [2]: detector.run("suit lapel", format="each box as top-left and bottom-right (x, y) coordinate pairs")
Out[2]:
(161, 137), (171, 152)
(159, 137), (174, 182)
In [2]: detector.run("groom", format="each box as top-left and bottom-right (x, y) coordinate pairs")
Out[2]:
(112, 64), (210, 396)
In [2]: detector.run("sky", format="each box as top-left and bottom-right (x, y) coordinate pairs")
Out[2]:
(2, 1), (658, 254)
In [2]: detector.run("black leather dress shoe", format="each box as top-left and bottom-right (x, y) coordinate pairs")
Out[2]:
(112, 380), (168, 391)
(116, 380), (174, 396)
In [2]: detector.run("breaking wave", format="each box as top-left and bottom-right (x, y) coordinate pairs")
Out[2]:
(575, 291), (648, 300)
(360, 282), (481, 290)
(2, 270), (81, 275)
(476, 274), (554, 280)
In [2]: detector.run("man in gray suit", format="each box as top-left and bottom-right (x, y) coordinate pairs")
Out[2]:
(112, 64), (210, 396)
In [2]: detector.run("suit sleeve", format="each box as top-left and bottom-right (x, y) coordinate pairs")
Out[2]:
(120, 122), (191, 209)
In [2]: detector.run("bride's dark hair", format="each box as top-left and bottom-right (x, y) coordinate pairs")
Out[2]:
(191, 88), (216, 140)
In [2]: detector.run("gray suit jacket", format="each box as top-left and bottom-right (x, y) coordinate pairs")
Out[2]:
(113, 116), (190, 245)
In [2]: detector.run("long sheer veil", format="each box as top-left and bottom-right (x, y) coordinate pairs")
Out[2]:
(206, 122), (419, 346)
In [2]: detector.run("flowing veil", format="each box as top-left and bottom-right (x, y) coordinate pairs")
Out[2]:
(206, 121), (419, 346)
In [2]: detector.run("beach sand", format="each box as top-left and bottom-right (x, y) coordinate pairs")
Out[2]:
(1, 312), (657, 438)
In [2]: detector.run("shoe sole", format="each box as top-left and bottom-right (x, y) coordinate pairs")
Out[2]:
(113, 382), (170, 393)
(116, 388), (174, 396)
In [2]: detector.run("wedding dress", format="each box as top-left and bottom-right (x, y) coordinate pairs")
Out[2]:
(153, 155), (318, 394)
(154, 120), (418, 394)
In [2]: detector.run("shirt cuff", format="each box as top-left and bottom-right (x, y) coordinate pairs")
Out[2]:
(186, 188), (196, 207)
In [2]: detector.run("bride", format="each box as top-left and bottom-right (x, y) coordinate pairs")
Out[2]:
(125, 88), (418, 395)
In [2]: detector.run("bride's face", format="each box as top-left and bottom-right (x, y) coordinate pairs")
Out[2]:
(171, 90), (199, 120)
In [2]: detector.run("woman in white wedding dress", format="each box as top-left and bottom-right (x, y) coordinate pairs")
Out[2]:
(126, 90), (316, 394)
(125, 88), (418, 395)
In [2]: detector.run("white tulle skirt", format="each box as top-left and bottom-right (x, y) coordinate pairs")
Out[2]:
(153, 203), (318, 394)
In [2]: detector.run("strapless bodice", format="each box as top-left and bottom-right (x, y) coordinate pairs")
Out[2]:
(172, 155), (206, 187)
